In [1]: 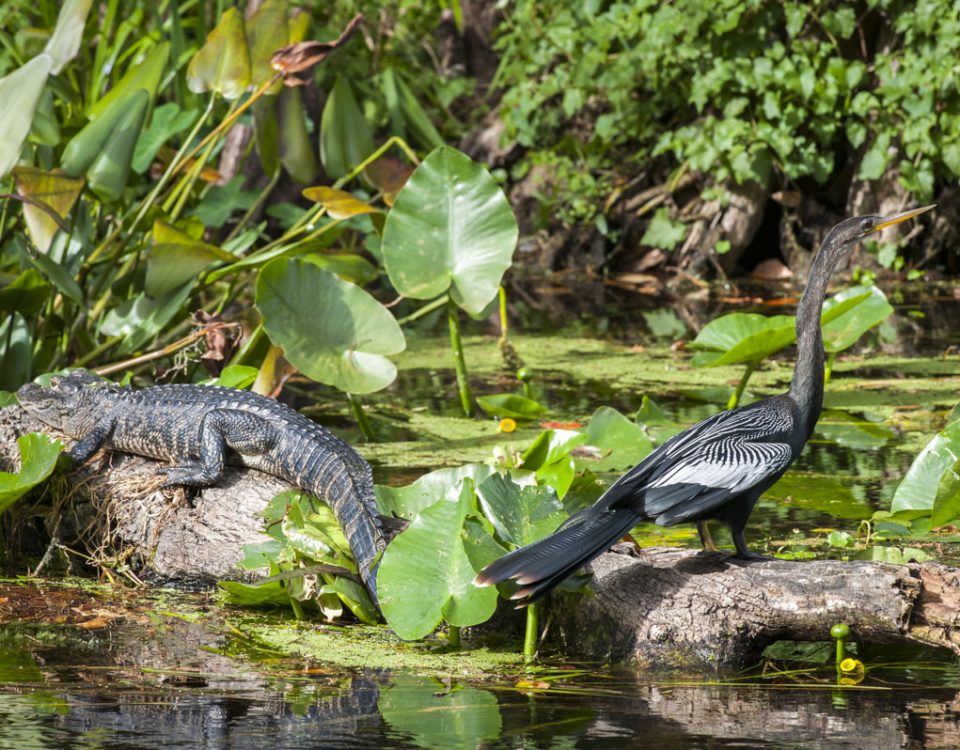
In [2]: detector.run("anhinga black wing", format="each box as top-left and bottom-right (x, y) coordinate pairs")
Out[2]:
(596, 399), (795, 524)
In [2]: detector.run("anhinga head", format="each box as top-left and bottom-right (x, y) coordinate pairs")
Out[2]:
(822, 204), (936, 257)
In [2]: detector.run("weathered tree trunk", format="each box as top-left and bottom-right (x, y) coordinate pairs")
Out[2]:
(5, 405), (960, 670)
(551, 545), (960, 669)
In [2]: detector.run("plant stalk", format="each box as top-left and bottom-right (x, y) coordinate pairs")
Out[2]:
(447, 297), (474, 417)
(523, 601), (540, 664)
(348, 393), (377, 442)
(447, 624), (461, 650)
(727, 360), (758, 410)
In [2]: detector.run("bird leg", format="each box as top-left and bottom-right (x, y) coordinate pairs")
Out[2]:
(731, 525), (776, 561)
(697, 521), (721, 553)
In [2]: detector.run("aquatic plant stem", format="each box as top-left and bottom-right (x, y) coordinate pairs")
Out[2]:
(348, 393), (377, 441)
(524, 602), (540, 664)
(825, 351), (836, 383)
(447, 297), (474, 417)
(727, 361), (758, 409)
(447, 625), (461, 650)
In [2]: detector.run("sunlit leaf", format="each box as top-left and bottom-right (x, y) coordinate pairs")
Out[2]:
(379, 676), (502, 750)
(0, 433), (63, 514)
(13, 167), (85, 253)
(375, 464), (495, 520)
(43, 0), (93, 74)
(641, 207), (687, 250)
(61, 88), (150, 202)
(854, 546), (929, 564)
(0, 54), (52, 179)
(186, 7), (251, 99)
(247, 0), (288, 94)
(256, 258), (405, 394)
(521, 429), (588, 497)
(206, 365), (259, 389)
(319, 74), (374, 179)
(476, 473), (566, 548)
(303, 186), (380, 219)
(891, 420), (960, 517)
(476, 393), (546, 419)
(218, 579), (290, 606)
(580, 406), (653, 471)
(146, 220), (234, 297)
(377, 480), (498, 640)
(381, 146), (518, 315)
(88, 42), (169, 120)
(821, 285), (892, 353)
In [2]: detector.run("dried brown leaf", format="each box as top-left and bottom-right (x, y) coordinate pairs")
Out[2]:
(271, 13), (363, 86)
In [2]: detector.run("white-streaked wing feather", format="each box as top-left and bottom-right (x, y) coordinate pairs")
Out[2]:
(650, 442), (792, 495)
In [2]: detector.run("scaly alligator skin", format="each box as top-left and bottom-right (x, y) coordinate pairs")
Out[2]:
(16, 371), (385, 607)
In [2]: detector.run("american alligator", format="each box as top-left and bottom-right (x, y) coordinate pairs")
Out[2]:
(16, 371), (385, 607)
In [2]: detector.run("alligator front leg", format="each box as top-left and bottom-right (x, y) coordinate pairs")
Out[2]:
(162, 409), (277, 488)
(67, 421), (115, 464)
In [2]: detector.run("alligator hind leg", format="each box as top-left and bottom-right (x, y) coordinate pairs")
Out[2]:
(162, 409), (276, 488)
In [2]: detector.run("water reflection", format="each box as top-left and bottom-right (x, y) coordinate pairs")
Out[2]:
(2, 635), (960, 750)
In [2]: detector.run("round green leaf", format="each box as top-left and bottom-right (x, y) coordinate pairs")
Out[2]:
(0, 432), (64, 514)
(255, 258), (405, 394)
(377, 480), (498, 640)
(381, 146), (518, 315)
(379, 676), (502, 750)
(476, 473), (566, 548)
(821, 285), (892, 353)
(475, 393), (546, 419)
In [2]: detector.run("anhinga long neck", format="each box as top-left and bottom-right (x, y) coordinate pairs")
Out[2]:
(789, 238), (842, 439)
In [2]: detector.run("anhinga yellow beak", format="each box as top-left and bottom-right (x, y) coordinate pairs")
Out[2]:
(870, 204), (936, 233)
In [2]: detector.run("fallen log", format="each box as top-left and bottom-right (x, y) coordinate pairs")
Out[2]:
(550, 544), (960, 669)
(3, 405), (960, 669)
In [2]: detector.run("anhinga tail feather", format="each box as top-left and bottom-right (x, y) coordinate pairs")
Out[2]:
(473, 508), (641, 605)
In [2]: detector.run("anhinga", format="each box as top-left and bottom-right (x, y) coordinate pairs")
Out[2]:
(475, 205), (935, 605)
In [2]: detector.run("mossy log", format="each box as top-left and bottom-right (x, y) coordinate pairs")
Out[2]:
(550, 544), (960, 670)
(3, 405), (960, 669)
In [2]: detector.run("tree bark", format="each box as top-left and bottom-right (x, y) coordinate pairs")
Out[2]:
(550, 545), (960, 670)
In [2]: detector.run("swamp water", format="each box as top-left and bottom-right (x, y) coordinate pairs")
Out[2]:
(4, 280), (960, 748)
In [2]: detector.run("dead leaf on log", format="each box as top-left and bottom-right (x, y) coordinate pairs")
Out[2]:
(271, 13), (364, 86)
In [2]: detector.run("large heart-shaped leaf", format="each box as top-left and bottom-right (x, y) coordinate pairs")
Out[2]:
(186, 7), (251, 99)
(379, 676), (501, 750)
(375, 463), (494, 520)
(520, 428), (587, 497)
(0, 54), (52, 179)
(580, 406), (653, 471)
(891, 419), (960, 526)
(377, 480), (498, 640)
(476, 473), (566, 548)
(381, 146), (518, 315)
(255, 258), (405, 394)
(692, 286), (892, 367)
(0, 433), (64, 514)
(247, 0), (288, 94)
(821, 285), (892, 353)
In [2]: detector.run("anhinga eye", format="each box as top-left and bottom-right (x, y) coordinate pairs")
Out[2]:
(860, 218), (876, 233)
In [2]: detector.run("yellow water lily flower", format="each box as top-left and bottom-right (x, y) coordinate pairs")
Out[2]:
(498, 418), (517, 433)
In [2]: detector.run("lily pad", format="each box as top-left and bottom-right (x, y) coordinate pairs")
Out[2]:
(476, 472), (566, 548)
(475, 393), (546, 420)
(381, 146), (518, 315)
(580, 405), (653, 472)
(375, 463), (494, 520)
(891, 419), (960, 526)
(379, 676), (501, 750)
(0, 433), (64, 514)
(377, 480), (498, 640)
(255, 258), (405, 394)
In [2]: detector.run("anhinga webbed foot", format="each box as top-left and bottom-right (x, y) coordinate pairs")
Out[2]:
(732, 528), (777, 561)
